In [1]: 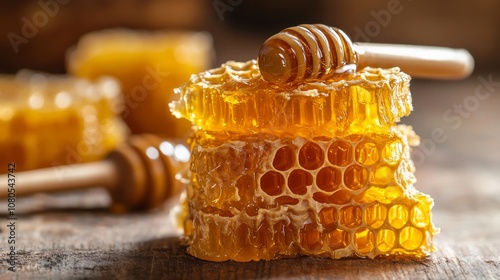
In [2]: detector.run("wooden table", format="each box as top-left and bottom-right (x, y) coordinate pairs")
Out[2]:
(1, 75), (499, 279)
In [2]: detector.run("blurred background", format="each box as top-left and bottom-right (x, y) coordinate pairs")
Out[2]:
(0, 0), (499, 73)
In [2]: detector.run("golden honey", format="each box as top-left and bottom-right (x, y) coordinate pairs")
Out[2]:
(172, 60), (412, 138)
(68, 29), (213, 137)
(170, 60), (437, 261)
(0, 71), (127, 172)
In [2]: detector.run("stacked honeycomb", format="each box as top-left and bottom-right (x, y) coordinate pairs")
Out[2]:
(68, 29), (212, 137)
(0, 71), (127, 172)
(170, 60), (437, 261)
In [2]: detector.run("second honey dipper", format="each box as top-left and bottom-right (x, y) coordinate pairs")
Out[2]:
(0, 134), (190, 213)
(258, 24), (474, 83)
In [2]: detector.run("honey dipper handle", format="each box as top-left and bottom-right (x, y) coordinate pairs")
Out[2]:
(0, 161), (119, 198)
(355, 43), (474, 79)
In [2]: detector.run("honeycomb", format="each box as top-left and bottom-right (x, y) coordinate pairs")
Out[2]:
(68, 29), (213, 137)
(171, 60), (412, 138)
(170, 60), (438, 262)
(0, 71), (127, 172)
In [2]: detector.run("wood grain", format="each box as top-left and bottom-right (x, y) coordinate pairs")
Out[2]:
(1, 76), (499, 279)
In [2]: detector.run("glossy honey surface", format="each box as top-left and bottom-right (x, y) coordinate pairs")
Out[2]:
(171, 60), (437, 262)
(258, 24), (357, 84)
(171, 60), (412, 138)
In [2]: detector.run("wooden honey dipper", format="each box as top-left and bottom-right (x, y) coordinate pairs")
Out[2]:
(258, 24), (474, 83)
(0, 134), (190, 213)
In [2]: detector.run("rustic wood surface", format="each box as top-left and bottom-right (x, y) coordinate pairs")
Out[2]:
(0, 75), (499, 279)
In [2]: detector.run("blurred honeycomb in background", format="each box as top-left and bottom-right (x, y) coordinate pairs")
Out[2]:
(0, 72), (127, 172)
(67, 29), (212, 137)
(0, 0), (212, 172)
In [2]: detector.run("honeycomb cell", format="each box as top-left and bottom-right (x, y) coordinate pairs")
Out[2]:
(260, 171), (285, 196)
(388, 204), (409, 229)
(319, 207), (338, 231)
(410, 205), (428, 228)
(355, 141), (379, 166)
(288, 169), (313, 195)
(273, 220), (295, 251)
(205, 220), (220, 253)
(235, 223), (259, 261)
(327, 140), (353, 166)
(299, 142), (325, 170)
(364, 203), (387, 229)
(312, 192), (329, 203)
(356, 186), (404, 204)
(236, 175), (256, 207)
(344, 164), (368, 190)
(348, 88), (381, 135)
(300, 224), (323, 251)
(273, 145), (295, 171)
(325, 229), (350, 250)
(399, 226), (423, 251)
(376, 229), (396, 252)
(354, 228), (375, 254)
(257, 221), (273, 248)
(275, 196), (299, 205)
(339, 205), (362, 228)
(346, 134), (364, 142)
(220, 145), (245, 177)
(312, 190), (352, 205)
(316, 167), (342, 192)
(382, 140), (403, 165)
(370, 165), (393, 186)
(330, 190), (352, 205)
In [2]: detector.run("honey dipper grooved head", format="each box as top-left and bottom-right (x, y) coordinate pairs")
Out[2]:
(107, 134), (189, 212)
(258, 24), (357, 84)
